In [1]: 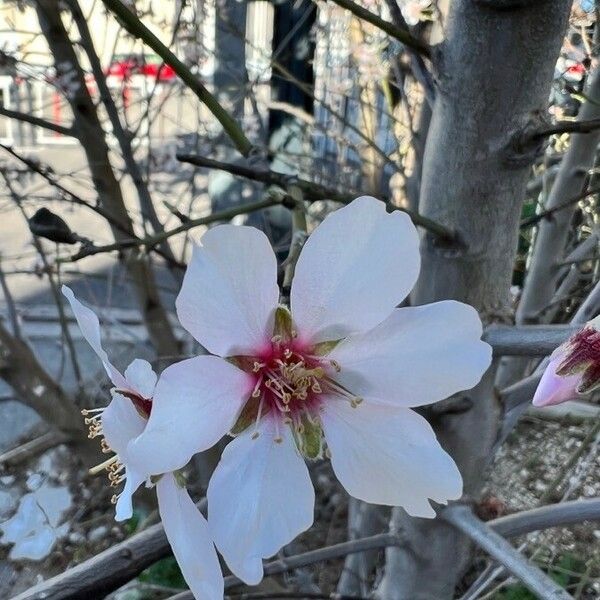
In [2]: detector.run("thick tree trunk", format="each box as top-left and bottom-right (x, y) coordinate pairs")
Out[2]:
(377, 2), (571, 598)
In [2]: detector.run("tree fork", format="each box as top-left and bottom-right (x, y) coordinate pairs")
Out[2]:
(377, 1), (571, 598)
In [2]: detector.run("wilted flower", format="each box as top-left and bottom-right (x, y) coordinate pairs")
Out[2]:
(62, 286), (223, 600)
(128, 196), (492, 585)
(533, 316), (600, 408)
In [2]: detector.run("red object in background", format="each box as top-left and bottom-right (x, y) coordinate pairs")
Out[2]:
(106, 56), (176, 81)
(140, 62), (176, 81)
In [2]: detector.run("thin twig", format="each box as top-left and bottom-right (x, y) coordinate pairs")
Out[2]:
(530, 117), (600, 138)
(520, 185), (600, 229)
(0, 106), (76, 137)
(538, 416), (600, 505)
(100, 0), (253, 156)
(61, 196), (283, 263)
(324, 0), (432, 58)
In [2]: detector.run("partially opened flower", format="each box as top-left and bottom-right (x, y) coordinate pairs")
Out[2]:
(62, 286), (223, 600)
(533, 316), (600, 408)
(128, 196), (492, 585)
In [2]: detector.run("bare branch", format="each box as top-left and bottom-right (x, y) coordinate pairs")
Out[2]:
(491, 497), (600, 538)
(324, 0), (432, 59)
(0, 105), (76, 137)
(484, 325), (578, 355)
(519, 185), (600, 229)
(14, 492), (600, 600)
(177, 154), (460, 244)
(442, 505), (573, 600)
(100, 0), (253, 156)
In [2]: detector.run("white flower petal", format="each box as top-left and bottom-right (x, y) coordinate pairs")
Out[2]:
(532, 348), (581, 407)
(102, 393), (147, 458)
(156, 474), (224, 600)
(290, 197), (420, 344)
(176, 225), (279, 356)
(62, 286), (128, 389)
(124, 359), (158, 399)
(208, 420), (315, 585)
(127, 356), (253, 476)
(321, 400), (462, 516)
(328, 301), (491, 407)
(114, 467), (145, 522)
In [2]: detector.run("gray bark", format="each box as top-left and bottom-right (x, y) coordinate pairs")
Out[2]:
(517, 64), (600, 326)
(377, 2), (571, 598)
(496, 62), (600, 388)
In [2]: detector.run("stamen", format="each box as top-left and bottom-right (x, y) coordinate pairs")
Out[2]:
(89, 455), (119, 475)
(81, 407), (104, 415)
(251, 375), (263, 398)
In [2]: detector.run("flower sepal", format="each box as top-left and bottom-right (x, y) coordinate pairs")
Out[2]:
(292, 413), (324, 459)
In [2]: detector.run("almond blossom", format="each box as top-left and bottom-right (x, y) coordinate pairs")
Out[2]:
(61, 286), (223, 600)
(127, 196), (492, 585)
(533, 315), (600, 408)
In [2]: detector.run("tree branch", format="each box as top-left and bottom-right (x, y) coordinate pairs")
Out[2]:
(60, 196), (284, 263)
(0, 106), (76, 137)
(483, 324), (578, 355)
(528, 117), (600, 139)
(324, 0), (432, 59)
(442, 505), (572, 600)
(176, 154), (459, 244)
(14, 494), (600, 600)
(520, 185), (600, 229)
(100, 0), (253, 156)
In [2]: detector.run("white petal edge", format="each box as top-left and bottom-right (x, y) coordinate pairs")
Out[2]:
(62, 286), (128, 389)
(532, 351), (580, 407)
(102, 393), (147, 459)
(156, 474), (224, 600)
(176, 225), (279, 357)
(328, 301), (492, 407)
(290, 196), (421, 344)
(127, 355), (253, 476)
(124, 358), (158, 399)
(114, 467), (145, 522)
(321, 399), (462, 517)
(208, 419), (315, 585)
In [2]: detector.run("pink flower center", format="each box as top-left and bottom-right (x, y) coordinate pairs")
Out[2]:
(238, 336), (361, 441)
(251, 341), (328, 419)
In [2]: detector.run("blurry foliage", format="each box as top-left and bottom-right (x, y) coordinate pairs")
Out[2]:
(139, 556), (186, 591)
